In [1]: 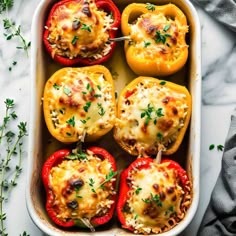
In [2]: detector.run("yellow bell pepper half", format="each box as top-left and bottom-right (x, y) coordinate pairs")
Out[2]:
(121, 3), (189, 77)
(113, 76), (192, 156)
(43, 65), (117, 144)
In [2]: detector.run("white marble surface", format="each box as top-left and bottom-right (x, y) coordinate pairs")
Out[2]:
(0, 0), (236, 235)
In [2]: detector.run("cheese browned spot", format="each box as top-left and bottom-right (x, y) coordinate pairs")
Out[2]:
(129, 11), (188, 62)
(47, 0), (115, 59)
(49, 150), (116, 222)
(114, 80), (189, 155)
(44, 68), (116, 142)
(123, 162), (191, 234)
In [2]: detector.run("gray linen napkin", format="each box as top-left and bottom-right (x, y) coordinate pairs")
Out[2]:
(197, 114), (236, 236)
(191, 0), (236, 32)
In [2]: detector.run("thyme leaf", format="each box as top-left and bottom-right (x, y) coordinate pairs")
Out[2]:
(99, 170), (117, 189)
(146, 3), (155, 11)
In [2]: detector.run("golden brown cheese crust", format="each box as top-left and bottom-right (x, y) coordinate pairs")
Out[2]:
(49, 150), (116, 222)
(43, 66), (116, 143)
(47, 0), (114, 59)
(129, 11), (188, 62)
(123, 162), (191, 234)
(114, 78), (190, 156)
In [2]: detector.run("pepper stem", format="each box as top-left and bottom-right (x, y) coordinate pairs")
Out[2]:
(155, 150), (162, 164)
(72, 141), (83, 154)
(80, 218), (95, 232)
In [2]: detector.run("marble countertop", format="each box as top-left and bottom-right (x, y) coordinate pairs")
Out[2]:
(1, 0), (236, 235)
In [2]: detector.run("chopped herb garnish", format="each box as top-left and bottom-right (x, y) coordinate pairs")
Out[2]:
(97, 85), (101, 91)
(86, 83), (91, 90)
(141, 104), (154, 126)
(146, 3), (155, 11)
(135, 187), (142, 195)
(83, 101), (91, 112)
(89, 178), (95, 186)
(159, 81), (166, 85)
(80, 117), (90, 124)
(94, 94), (101, 98)
(53, 83), (61, 90)
(66, 151), (87, 160)
(141, 104), (164, 126)
(66, 116), (75, 127)
(156, 108), (164, 117)
(81, 23), (91, 32)
(157, 132), (163, 141)
(144, 41), (151, 48)
(86, 83), (94, 93)
(71, 35), (79, 45)
(97, 103), (105, 116)
(165, 205), (174, 215)
(142, 193), (162, 207)
(63, 87), (71, 96)
(155, 30), (171, 44)
(66, 132), (72, 136)
(163, 24), (171, 32)
(99, 170), (117, 189)
(134, 214), (138, 220)
(89, 178), (96, 193)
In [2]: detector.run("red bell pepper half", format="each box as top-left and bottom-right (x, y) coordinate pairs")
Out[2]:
(43, 0), (121, 66)
(41, 146), (117, 229)
(116, 157), (190, 232)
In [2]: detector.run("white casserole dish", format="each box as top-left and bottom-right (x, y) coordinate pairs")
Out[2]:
(27, 0), (201, 235)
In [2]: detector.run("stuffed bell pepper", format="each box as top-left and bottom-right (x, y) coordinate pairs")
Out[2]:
(117, 157), (191, 234)
(121, 3), (189, 76)
(41, 146), (117, 230)
(43, 65), (116, 143)
(113, 76), (191, 156)
(43, 0), (121, 66)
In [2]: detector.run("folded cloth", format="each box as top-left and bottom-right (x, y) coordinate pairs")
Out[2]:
(191, 0), (236, 32)
(197, 114), (236, 236)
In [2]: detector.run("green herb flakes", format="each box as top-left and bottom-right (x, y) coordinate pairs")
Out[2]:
(63, 87), (71, 96)
(83, 101), (91, 112)
(146, 3), (155, 11)
(66, 116), (75, 127)
(71, 35), (79, 45)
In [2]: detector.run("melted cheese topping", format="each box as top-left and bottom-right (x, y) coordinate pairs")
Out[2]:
(114, 80), (188, 155)
(49, 150), (116, 222)
(47, 0), (114, 59)
(124, 162), (185, 234)
(44, 68), (116, 142)
(129, 11), (188, 61)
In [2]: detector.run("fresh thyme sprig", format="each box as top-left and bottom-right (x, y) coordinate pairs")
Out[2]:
(3, 19), (31, 57)
(0, 0), (31, 57)
(0, 98), (27, 236)
(0, 0), (14, 14)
